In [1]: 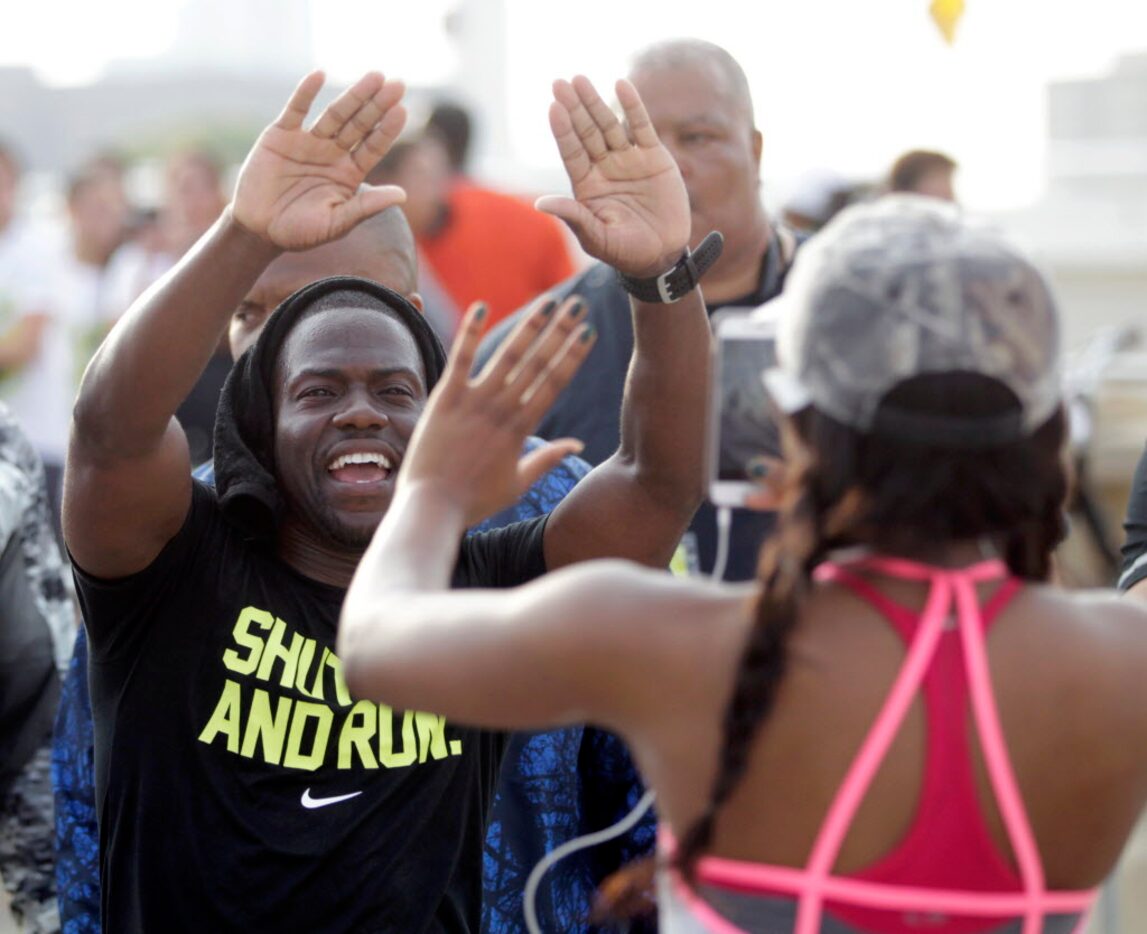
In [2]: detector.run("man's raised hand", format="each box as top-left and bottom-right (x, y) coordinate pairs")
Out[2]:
(232, 71), (408, 251)
(536, 76), (690, 278)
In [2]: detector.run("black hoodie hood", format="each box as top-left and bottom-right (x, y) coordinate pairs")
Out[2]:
(212, 274), (448, 542)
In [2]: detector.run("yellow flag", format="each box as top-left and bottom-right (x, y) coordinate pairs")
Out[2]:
(930, 0), (965, 44)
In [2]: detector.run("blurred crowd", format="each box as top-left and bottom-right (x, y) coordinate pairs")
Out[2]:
(6, 33), (1141, 934)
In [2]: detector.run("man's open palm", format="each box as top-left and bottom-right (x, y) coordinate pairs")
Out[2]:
(232, 71), (408, 251)
(537, 76), (690, 277)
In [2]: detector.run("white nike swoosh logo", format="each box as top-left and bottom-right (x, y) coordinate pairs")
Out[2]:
(301, 788), (364, 809)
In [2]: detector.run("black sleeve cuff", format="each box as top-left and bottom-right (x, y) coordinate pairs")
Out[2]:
(1118, 442), (1147, 591)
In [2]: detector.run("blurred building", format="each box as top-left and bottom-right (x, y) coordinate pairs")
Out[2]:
(0, 0), (324, 179)
(164, 0), (313, 79)
(0, 72), (433, 197)
(1000, 52), (1147, 353)
(0, 67), (298, 178)
(994, 52), (1147, 504)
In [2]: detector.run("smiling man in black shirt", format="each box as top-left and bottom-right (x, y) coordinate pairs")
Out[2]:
(64, 69), (709, 931)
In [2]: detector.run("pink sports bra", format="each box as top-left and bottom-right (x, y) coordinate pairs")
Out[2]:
(659, 555), (1098, 934)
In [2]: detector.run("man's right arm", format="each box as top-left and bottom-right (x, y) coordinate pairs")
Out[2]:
(65, 70), (409, 580)
(65, 216), (281, 579)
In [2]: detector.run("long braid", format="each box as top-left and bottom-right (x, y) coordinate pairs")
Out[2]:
(674, 432), (843, 880)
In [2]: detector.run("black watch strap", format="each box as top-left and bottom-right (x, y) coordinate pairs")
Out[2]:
(616, 231), (725, 304)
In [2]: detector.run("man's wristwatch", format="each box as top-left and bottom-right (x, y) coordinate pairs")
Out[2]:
(616, 231), (725, 304)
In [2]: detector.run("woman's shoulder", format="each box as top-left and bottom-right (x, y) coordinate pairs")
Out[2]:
(1003, 584), (1147, 718)
(1018, 581), (1147, 635)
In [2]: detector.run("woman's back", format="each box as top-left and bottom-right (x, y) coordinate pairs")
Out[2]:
(631, 554), (1147, 930)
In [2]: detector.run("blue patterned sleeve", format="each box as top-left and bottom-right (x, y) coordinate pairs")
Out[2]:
(50, 626), (102, 933)
(472, 437), (591, 534)
(475, 437), (656, 933)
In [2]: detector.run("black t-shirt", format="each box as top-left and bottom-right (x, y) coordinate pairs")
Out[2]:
(75, 482), (547, 933)
(175, 348), (232, 466)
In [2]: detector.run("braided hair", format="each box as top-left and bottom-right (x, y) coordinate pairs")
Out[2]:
(673, 372), (1069, 879)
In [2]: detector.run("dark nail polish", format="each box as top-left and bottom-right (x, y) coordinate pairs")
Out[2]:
(748, 460), (769, 478)
(568, 299), (586, 319)
(474, 303), (487, 321)
(580, 324), (596, 343)
(539, 299), (558, 318)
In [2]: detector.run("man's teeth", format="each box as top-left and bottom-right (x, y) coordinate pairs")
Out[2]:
(328, 452), (393, 471)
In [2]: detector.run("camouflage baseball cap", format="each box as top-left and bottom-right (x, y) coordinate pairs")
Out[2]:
(763, 194), (1062, 445)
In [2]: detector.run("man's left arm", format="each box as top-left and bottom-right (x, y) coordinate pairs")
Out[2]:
(544, 288), (708, 569)
(524, 75), (706, 570)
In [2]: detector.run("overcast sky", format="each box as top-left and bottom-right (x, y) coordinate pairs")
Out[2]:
(3, 0), (1146, 211)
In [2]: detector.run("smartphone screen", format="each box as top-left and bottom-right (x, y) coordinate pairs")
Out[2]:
(709, 312), (780, 505)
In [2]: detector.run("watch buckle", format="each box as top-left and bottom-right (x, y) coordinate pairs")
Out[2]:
(655, 249), (698, 304)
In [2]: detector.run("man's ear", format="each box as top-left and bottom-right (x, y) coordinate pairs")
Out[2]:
(751, 129), (763, 169)
(408, 291), (425, 312)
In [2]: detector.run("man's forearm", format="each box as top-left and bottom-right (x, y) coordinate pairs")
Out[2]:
(617, 289), (711, 512)
(73, 210), (281, 458)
